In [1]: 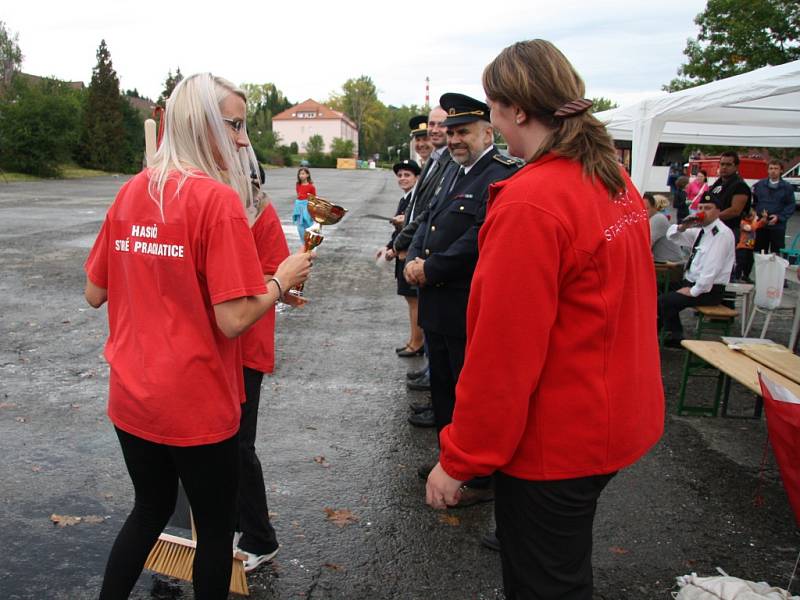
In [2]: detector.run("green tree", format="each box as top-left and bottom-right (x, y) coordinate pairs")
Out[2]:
(589, 97), (618, 113)
(305, 134), (324, 155)
(378, 104), (422, 160)
(157, 67), (183, 107)
(240, 82), (291, 165)
(0, 77), (82, 176)
(305, 134), (329, 166)
(240, 82), (291, 128)
(79, 40), (127, 172)
(665, 0), (800, 91)
(120, 95), (146, 172)
(330, 137), (355, 159)
(0, 20), (23, 93)
(328, 75), (384, 158)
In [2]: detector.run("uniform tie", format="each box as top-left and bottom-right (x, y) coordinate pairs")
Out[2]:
(450, 167), (465, 192)
(684, 228), (705, 276)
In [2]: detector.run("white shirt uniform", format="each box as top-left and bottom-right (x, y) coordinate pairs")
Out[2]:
(667, 218), (735, 297)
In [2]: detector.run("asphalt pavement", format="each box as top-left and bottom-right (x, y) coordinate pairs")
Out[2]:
(0, 168), (798, 599)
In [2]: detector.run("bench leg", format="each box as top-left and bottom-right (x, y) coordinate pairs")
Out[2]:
(677, 350), (721, 417)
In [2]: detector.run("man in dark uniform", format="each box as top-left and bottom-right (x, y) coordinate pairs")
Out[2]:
(394, 106), (457, 257)
(403, 93), (520, 502)
(397, 108), (459, 419)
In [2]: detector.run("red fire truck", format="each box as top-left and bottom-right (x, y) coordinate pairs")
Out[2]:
(687, 156), (768, 180)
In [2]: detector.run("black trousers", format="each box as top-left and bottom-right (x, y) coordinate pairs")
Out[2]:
(494, 471), (616, 600)
(424, 329), (465, 434)
(754, 227), (786, 254)
(100, 427), (239, 600)
(657, 280), (725, 339)
(733, 248), (754, 281)
(237, 367), (279, 555)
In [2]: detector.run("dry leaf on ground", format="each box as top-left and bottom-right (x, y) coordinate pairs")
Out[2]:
(313, 456), (331, 468)
(50, 513), (107, 527)
(438, 514), (460, 526)
(609, 546), (629, 555)
(324, 507), (358, 527)
(323, 562), (344, 571)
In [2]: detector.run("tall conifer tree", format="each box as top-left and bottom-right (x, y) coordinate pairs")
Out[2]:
(80, 40), (126, 171)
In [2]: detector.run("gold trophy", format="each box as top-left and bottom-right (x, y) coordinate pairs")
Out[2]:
(287, 194), (347, 302)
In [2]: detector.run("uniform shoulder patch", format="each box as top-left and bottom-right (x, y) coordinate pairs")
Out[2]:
(711, 226), (719, 235)
(493, 154), (523, 167)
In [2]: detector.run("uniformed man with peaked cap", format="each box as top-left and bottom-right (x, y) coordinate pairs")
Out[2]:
(403, 93), (521, 500)
(409, 114), (434, 166)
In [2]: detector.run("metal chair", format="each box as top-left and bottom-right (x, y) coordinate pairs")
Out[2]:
(779, 232), (800, 265)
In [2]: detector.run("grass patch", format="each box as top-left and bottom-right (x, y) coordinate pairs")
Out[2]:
(0, 171), (40, 182)
(0, 164), (114, 182)
(60, 165), (110, 178)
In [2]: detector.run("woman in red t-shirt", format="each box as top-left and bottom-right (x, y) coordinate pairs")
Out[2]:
(292, 167), (316, 243)
(426, 41), (664, 599)
(233, 169), (292, 572)
(84, 73), (312, 599)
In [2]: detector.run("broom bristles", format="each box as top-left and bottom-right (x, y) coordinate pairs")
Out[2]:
(144, 533), (249, 596)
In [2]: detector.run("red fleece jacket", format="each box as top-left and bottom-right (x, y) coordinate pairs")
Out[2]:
(439, 153), (664, 482)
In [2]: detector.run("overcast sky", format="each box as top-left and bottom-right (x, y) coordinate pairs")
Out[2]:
(6, 0), (707, 109)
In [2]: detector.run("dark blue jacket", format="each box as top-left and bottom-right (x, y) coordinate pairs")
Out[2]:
(752, 178), (795, 227)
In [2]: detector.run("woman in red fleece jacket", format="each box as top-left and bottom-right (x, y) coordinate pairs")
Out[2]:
(426, 40), (664, 599)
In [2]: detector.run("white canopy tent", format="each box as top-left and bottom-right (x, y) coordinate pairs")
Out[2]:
(594, 60), (800, 192)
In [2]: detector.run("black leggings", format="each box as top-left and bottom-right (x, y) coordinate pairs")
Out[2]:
(99, 427), (239, 600)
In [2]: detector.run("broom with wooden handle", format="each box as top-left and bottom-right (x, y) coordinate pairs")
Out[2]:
(143, 530), (249, 596)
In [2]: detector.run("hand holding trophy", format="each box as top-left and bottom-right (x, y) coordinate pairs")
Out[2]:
(287, 194), (347, 303)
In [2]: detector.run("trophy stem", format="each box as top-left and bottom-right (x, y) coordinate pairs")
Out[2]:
(288, 229), (324, 299)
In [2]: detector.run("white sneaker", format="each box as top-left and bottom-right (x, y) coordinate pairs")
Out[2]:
(232, 531), (243, 550)
(236, 546), (279, 573)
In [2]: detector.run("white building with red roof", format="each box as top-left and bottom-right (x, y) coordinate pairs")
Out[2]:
(272, 99), (358, 155)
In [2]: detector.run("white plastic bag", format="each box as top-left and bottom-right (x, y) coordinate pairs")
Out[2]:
(674, 572), (799, 599)
(754, 253), (789, 310)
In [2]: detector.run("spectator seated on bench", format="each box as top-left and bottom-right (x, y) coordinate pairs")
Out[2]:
(657, 198), (735, 349)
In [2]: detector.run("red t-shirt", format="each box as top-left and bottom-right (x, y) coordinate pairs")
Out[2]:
(85, 171), (267, 447)
(241, 204), (290, 374)
(296, 183), (316, 200)
(439, 154), (664, 482)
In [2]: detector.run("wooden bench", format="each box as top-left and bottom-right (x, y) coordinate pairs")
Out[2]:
(694, 305), (738, 338)
(677, 340), (800, 417)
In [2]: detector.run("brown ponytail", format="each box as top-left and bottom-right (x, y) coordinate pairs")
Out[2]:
(483, 40), (625, 196)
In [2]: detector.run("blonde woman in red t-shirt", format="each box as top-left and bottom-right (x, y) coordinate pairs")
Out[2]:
(84, 73), (312, 600)
(426, 41), (664, 599)
(292, 167), (316, 242)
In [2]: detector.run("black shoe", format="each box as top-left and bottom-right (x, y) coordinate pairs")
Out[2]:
(397, 345), (425, 358)
(480, 530), (500, 552)
(663, 337), (684, 349)
(417, 462), (436, 480)
(407, 364), (428, 380)
(409, 399), (432, 414)
(408, 409), (435, 427)
(407, 373), (431, 391)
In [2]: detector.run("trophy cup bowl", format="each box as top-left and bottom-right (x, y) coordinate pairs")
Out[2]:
(287, 195), (347, 302)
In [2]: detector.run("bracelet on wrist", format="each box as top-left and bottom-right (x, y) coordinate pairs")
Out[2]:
(268, 277), (284, 303)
